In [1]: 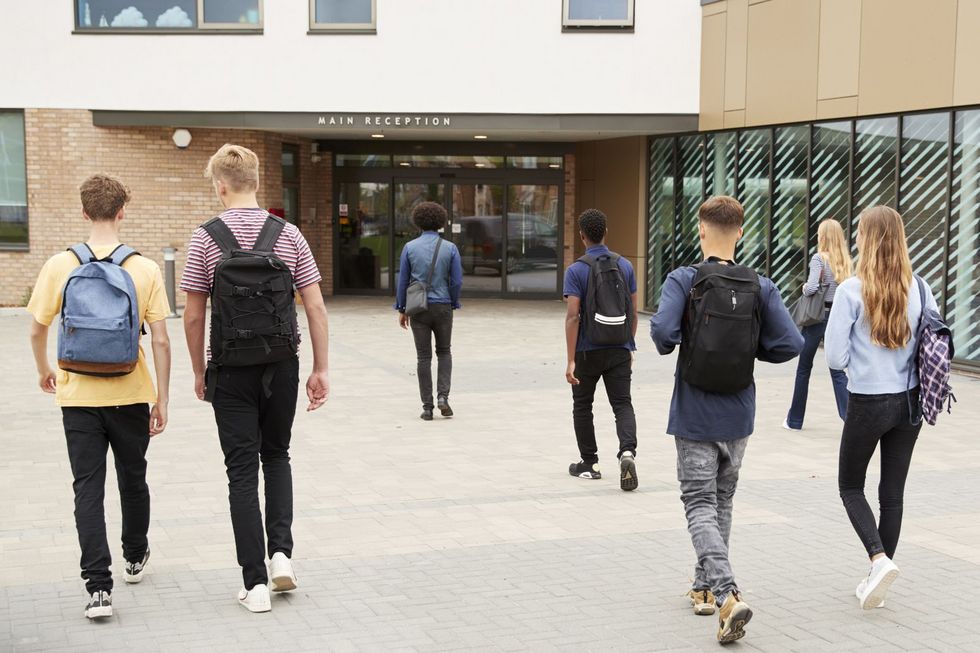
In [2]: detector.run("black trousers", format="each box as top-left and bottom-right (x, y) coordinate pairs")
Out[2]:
(62, 404), (151, 594)
(410, 304), (453, 410)
(571, 348), (637, 464)
(211, 356), (299, 590)
(838, 389), (921, 559)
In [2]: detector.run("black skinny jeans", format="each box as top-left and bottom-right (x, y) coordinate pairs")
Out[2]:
(571, 348), (637, 464)
(410, 303), (453, 410)
(211, 356), (299, 590)
(62, 404), (151, 594)
(838, 389), (921, 560)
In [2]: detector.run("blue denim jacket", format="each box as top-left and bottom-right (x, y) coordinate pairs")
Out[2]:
(395, 232), (463, 311)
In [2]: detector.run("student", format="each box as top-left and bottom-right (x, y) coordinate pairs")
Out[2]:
(395, 202), (463, 420)
(181, 144), (330, 613)
(650, 196), (802, 644)
(784, 219), (852, 430)
(825, 206), (938, 610)
(563, 209), (639, 492)
(27, 174), (171, 620)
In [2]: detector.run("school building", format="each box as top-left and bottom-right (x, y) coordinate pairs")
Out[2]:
(2, 1), (979, 368)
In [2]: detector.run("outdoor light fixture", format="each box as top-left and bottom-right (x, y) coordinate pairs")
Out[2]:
(399, 161), (411, 167)
(172, 129), (192, 149)
(371, 133), (385, 139)
(548, 163), (561, 169)
(474, 135), (488, 140)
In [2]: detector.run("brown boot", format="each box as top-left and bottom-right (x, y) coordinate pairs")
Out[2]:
(716, 591), (752, 644)
(685, 588), (716, 615)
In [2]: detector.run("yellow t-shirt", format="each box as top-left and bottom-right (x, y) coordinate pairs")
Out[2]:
(27, 243), (170, 407)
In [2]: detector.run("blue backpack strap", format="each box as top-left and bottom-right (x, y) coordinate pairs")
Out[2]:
(105, 244), (140, 266)
(68, 243), (97, 265)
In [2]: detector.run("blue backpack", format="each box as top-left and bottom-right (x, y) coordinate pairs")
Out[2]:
(57, 244), (141, 377)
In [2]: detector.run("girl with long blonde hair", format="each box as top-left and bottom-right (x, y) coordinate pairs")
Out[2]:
(783, 219), (852, 430)
(824, 206), (939, 611)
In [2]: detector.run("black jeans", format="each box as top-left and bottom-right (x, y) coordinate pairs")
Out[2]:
(838, 389), (921, 559)
(211, 356), (299, 589)
(62, 404), (151, 594)
(571, 348), (637, 463)
(786, 316), (848, 428)
(410, 303), (453, 409)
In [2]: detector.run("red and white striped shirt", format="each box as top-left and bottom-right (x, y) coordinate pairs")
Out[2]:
(180, 208), (322, 294)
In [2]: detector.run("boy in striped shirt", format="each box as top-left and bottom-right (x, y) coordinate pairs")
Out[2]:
(181, 144), (330, 613)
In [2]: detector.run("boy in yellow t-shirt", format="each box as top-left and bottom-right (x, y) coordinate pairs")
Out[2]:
(27, 174), (171, 621)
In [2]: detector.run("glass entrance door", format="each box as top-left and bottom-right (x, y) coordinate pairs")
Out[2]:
(337, 181), (390, 290)
(394, 182), (445, 277)
(451, 183), (505, 292)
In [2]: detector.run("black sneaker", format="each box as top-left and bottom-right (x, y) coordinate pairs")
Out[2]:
(84, 590), (112, 619)
(420, 407), (434, 421)
(124, 549), (150, 584)
(619, 452), (638, 492)
(568, 460), (601, 480)
(437, 396), (453, 417)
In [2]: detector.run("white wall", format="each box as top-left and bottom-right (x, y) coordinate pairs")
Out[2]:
(0, 0), (700, 114)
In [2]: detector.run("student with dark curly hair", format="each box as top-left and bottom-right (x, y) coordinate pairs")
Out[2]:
(395, 202), (463, 420)
(563, 209), (640, 491)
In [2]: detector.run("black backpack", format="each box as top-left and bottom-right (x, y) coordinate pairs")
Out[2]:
(203, 215), (298, 376)
(579, 253), (633, 346)
(680, 257), (762, 393)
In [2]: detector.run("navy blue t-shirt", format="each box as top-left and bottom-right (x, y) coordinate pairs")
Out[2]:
(563, 245), (637, 352)
(649, 265), (803, 441)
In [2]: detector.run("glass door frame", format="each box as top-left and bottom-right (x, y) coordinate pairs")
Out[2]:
(333, 158), (566, 299)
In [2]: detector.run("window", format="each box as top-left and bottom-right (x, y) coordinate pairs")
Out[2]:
(281, 144), (300, 227)
(75, 1), (262, 32)
(0, 111), (28, 249)
(563, 0), (634, 29)
(310, 0), (376, 32)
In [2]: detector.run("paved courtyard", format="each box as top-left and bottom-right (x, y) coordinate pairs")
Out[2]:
(2, 297), (979, 653)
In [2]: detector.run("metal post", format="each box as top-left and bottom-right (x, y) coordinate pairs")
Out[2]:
(162, 247), (179, 318)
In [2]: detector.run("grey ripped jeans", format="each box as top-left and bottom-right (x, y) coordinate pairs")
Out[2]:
(675, 435), (749, 603)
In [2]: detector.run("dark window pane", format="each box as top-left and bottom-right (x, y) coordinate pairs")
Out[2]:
(316, 0), (373, 24)
(811, 121), (851, 252)
(567, 0), (630, 20)
(674, 135), (705, 269)
(453, 184), (505, 293)
(394, 155), (503, 169)
(78, 1), (197, 28)
(899, 113), (949, 309)
(705, 131), (735, 197)
(771, 126), (809, 303)
(282, 186), (299, 227)
(853, 117), (898, 251)
(507, 156), (563, 170)
(204, 0), (260, 24)
(282, 145), (299, 182)
(0, 111), (28, 246)
(647, 138), (675, 308)
(949, 110), (980, 363)
(336, 154), (391, 167)
(736, 129), (771, 273)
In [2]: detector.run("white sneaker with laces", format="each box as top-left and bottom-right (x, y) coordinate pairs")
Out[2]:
(855, 577), (885, 608)
(238, 583), (271, 613)
(858, 557), (899, 610)
(268, 552), (297, 592)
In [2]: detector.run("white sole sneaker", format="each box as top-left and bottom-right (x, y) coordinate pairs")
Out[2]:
(268, 553), (297, 592)
(238, 584), (272, 613)
(84, 605), (112, 619)
(782, 419), (801, 431)
(859, 560), (899, 610)
(855, 578), (885, 608)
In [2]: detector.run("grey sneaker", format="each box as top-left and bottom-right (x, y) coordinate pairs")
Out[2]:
(619, 452), (638, 491)
(124, 549), (150, 584)
(84, 590), (112, 619)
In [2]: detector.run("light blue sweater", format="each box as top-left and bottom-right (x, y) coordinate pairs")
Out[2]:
(824, 276), (939, 394)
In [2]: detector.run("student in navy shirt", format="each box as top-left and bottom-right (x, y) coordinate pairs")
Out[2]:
(563, 209), (639, 491)
(650, 196), (802, 644)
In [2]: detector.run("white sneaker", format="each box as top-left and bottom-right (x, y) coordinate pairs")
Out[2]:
(268, 552), (297, 592)
(238, 584), (271, 613)
(855, 577), (885, 608)
(857, 558), (899, 610)
(782, 419), (801, 431)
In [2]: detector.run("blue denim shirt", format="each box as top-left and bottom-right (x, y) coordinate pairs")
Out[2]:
(395, 231), (463, 311)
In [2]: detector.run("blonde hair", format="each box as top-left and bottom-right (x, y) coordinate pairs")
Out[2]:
(79, 174), (131, 221)
(816, 219), (852, 283)
(204, 144), (260, 193)
(856, 206), (913, 349)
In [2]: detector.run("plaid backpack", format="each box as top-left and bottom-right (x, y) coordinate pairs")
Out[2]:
(906, 276), (956, 425)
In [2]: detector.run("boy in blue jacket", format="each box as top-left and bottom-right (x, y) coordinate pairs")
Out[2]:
(650, 196), (802, 644)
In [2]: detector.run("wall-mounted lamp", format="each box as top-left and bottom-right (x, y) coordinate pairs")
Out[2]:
(172, 129), (192, 149)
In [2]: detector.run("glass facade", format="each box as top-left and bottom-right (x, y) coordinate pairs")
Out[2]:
(0, 111), (28, 248)
(647, 107), (980, 367)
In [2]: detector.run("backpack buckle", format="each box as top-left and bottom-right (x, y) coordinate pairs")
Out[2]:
(236, 329), (254, 339)
(232, 286), (254, 297)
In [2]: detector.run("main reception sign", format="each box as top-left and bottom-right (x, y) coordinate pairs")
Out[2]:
(317, 114), (452, 128)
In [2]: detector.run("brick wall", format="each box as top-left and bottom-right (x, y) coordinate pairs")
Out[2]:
(0, 109), (333, 306)
(563, 152), (577, 271)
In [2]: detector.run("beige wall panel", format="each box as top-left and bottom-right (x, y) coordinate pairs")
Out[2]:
(817, 0), (862, 100)
(954, 0), (980, 105)
(817, 95), (859, 119)
(724, 0), (748, 111)
(703, 1), (727, 17)
(700, 13), (728, 131)
(593, 138), (644, 261)
(724, 109), (746, 128)
(858, 0), (956, 115)
(744, 0), (820, 126)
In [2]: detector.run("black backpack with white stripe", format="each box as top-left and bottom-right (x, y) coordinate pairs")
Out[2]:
(579, 253), (632, 346)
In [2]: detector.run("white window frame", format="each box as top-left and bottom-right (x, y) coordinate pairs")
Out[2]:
(562, 0), (634, 29)
(309, 0), (377, 33)
(74, 0), (264, 33)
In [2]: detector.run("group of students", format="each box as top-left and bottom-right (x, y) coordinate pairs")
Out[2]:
(562, 197), (945, 644)
(27, 144), (947, 644)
